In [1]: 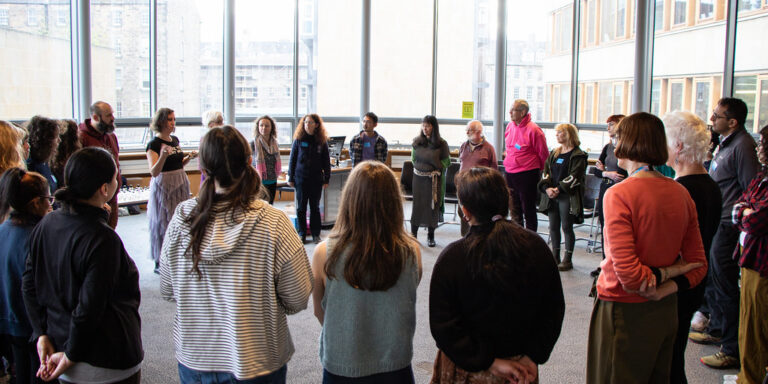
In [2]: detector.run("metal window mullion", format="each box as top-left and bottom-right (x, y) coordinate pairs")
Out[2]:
(293, 0), (299, 119)
(361, 0), (371, 117)
(569, 0), (581, 123)
(721, 0), (738, 97)
(223, 0), (235, 124)
(431, 0), (439, 116)
(76, 0), (91, 120)
(631, 0), (655, 113)
(149, 0), (157, 115)
(492, 0), (507, 159)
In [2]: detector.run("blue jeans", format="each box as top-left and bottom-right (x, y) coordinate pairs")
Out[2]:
(178, 363), (287, 384)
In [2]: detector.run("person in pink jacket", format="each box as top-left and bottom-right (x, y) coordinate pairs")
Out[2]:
(503, 99), (549, 231)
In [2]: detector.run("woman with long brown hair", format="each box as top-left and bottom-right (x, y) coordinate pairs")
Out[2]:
(251, 115), (281, 204)
(311, 161), (422, 383)
(160, 126), (312, 384)
(288, 113), (331, 244)
(146, 107), (196, 273)
(50, 119), (81, 190)
(411, 115), (450, 247)
(25, 116), (60, 195)
(430, 167), (564, 384)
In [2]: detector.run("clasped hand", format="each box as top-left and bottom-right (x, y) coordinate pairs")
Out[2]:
(36, 336), (74, 382)
(490, 355), (537, 384)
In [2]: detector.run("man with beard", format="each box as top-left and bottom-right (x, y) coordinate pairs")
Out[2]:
(78, 101), (121, 228)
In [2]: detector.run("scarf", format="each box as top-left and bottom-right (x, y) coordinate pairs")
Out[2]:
(254, 136), (279, 169)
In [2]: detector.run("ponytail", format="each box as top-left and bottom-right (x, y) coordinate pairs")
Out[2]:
(0, 168), (49, 225)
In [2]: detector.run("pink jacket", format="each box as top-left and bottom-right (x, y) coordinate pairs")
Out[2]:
(503, 114), (548, 174)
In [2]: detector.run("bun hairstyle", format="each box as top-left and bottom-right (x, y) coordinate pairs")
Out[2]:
(455, 166), (541, 294)
(0, 168), (49, 225)
(186, 125), (263, 277)
(54, 147), (117, 205)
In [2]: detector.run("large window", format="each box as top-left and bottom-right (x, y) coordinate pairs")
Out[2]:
(651, 0), (726, 122)
(0, 2), (73, 120)
(91, 0), (150, 120)
(370, 0), (433, 118)
(310, 0), (361, 118)
(235, 0), (294, 117)
(435, 0), (497, 127)
(735, 2), (768, 133)
(511, 0), (569, 125)
(157, 0), (223, 120)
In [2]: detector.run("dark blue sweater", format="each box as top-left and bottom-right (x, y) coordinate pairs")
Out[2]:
(288, 134), (331, 184)
(0, 220), (34, 338)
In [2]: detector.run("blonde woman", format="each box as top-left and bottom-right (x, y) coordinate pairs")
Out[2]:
(0, 121), (26, 175)
(537, 123), (587, 271)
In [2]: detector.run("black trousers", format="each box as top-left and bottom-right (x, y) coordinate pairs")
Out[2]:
(295, 178), (323, 237)
(262, 183), (277, 205)
(704, 222), (741, 357)
(3, 335), (42, 384)
(504, 168), (540, 232)
(671, 281), (706, 383)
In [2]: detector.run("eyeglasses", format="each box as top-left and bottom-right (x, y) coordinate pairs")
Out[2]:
(711, 111), (728, 120)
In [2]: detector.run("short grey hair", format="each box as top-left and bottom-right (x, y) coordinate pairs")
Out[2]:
(202, 110), (224, 128)
(663, 111), (711, 165)
(466, 120), (483, 133)
(513, 99), (530, 114)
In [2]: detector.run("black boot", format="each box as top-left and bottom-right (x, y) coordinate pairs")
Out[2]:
(427, 227), (436, 247)
(558, 251), (573, 271)
(411, 224), (418, 238)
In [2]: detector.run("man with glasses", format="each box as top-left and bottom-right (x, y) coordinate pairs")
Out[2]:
(78, 101), (120, 229)
(503, 99), (549, 231)
(350, 111), (388, 167)
(689, 97), (760, 369)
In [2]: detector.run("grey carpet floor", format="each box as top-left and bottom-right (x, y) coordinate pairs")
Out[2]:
(117, 201), (738, 383)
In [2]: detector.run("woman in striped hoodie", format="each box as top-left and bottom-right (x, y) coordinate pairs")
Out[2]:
(160, 125), (313, 384)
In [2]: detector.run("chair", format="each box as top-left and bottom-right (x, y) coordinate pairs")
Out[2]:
(400, 161), (414, 200)
(576, 173), (602, 252)
(443, 162), (461, 222)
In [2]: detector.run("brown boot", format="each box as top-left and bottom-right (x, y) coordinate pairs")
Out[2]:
(558, 251), (573, 271)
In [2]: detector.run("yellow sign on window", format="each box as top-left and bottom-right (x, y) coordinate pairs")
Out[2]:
(462, 101), (475, 119)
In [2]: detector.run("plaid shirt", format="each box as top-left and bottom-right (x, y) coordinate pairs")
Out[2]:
(732, 171), (768, 277)
(349, 131), (388, 166)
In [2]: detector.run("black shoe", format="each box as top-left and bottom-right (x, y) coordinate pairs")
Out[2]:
(427, 238), (436, 247)
(153, 261), (160, 275)
(590, 267), (601, 277)
(299, 233), (307, 244)
(313, 235), (321, 244)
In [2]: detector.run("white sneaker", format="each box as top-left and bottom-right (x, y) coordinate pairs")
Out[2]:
(691, 311), (709, 332)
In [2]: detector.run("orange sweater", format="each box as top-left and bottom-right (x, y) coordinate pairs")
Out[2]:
(597, 176), (708, 303)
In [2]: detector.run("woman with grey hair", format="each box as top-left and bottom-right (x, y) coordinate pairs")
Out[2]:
(201, 110), (224, 129)
(663, 110), (722, 384)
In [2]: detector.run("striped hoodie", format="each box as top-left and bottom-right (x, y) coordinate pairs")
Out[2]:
(160, 197), (313, 379)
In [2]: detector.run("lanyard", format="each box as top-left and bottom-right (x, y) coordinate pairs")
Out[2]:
(630, 165), (650, 177)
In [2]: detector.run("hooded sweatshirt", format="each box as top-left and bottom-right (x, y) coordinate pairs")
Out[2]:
(160, 198), (313, 379)
(503, 113), (549, 174)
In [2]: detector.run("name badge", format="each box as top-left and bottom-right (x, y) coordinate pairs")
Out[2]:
(514, 143), (521, 150)
(556, 158), (564, 164)
(364, 142), (372, 148)
(301, 141), (309, 148)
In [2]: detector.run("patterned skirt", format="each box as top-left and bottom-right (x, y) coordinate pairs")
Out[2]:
(148, 168), (191, 263)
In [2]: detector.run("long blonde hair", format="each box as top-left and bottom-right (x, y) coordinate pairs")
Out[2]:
(0, 121), (26, 174)
(325, 161), (417, 291)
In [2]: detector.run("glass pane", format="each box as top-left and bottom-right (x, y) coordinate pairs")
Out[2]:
(674, 0), (687, 25)
(91, 0), (151, 119)
(0, 2), (73, 119)
(655, 0), (664, 30)
(699, 0), (714, 19)
(435, 0), (497, 122)
(157, 0), (223, 119)
(670, 82), (683, 111)
(510, 0), (571, 124)
(613, 83), (623, 114)
(653, 0), (724, 119)
(600, 0), (615, 42)
(375, 123), (423, 148)
(734, 76), (757, 132)
(587, 0), (596, 44)
(310, 0), (361, 117)
(598, 82), (612, 122)
(235, 0), (294, 116)
(370, 0), (432, 117)
(694, 82), (711, 121)
(734, 5), (768, 133)
(583, 85), (594, 123)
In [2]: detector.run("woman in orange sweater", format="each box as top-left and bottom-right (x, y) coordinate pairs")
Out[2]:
(586, 112), (708, 384)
